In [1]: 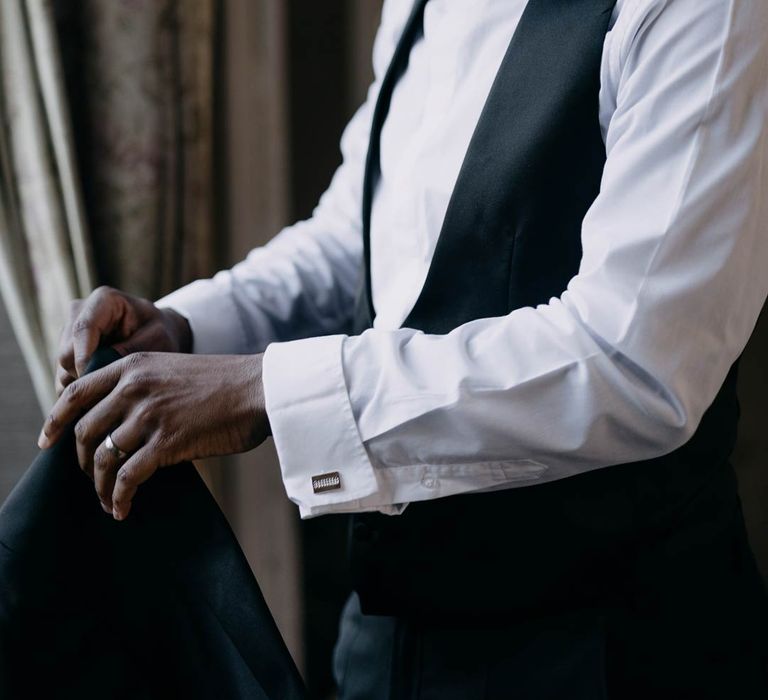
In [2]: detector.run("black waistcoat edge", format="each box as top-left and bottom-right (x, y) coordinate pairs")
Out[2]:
(348, 0), (741, 622)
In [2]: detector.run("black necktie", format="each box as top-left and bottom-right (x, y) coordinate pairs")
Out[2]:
(357, 0), (430, 326)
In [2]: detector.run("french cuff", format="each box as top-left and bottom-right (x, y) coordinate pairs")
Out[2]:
(263, 334), (380, 518)
(155, 281), (247, 355)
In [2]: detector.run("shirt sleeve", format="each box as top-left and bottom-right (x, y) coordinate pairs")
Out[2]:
(263, 0), (768, 518)
(154, 123), (366, 354)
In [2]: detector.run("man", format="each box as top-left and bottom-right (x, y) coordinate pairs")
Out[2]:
(41, 0), (768, 697)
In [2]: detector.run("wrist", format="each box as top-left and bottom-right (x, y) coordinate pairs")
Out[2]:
(243, 353), (271, 441)
(160, 308), (193, 353)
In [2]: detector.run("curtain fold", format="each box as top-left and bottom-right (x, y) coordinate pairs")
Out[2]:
(56, 0), (219, 301)
(0, 0), (95, 413)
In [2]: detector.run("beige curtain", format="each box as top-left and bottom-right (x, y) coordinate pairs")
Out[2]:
(57, 0), (218, 300)
(0, 0), (95, 413)
(0, 0), (218, 410)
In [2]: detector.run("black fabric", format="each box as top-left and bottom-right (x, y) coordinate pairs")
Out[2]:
(334, 593), (609, 700)
(0, 348), (306, 700)
(338, 469), (768, 699)
(344, 0), (768, 692)
(354, 0), (616, 334)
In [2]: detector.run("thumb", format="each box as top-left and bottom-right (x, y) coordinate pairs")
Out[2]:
(111, 323), (163, 358)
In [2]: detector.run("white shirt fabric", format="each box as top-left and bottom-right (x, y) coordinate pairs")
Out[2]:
(158, 0), (768, 518)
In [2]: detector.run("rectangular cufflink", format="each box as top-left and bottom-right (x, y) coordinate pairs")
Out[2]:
(312, 471), (342, 494)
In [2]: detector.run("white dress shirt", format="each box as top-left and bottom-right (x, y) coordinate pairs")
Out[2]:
(158, 0), (768, 518)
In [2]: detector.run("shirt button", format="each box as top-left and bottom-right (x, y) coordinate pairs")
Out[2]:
(421, 476), (438, 489)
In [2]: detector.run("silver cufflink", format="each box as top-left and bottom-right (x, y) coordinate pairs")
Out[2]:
(312, 471), (342, 494)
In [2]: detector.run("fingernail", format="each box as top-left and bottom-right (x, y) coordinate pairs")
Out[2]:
(113, 508), (124, 521)
(100, 501), (111, 515)
(37, 430), (49, 450)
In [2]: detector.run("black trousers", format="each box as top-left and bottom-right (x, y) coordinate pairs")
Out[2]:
(334, 593), (610, 699)
(333, 464), (768, 700)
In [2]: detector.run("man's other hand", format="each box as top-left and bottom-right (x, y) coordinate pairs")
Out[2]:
(56, 287), (192, 396)
(38, 352), (270, 521)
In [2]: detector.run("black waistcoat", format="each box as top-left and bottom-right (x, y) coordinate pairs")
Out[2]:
(349, 0), (741, 622)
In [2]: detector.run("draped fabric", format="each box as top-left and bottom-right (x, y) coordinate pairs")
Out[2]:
(0, 349), (307, 700)
(55, 0), (219, 301)
(0, 0), (95, 412)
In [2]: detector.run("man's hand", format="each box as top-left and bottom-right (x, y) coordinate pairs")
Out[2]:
(56, 286), (192, 396)
(38, 352), (270, 521)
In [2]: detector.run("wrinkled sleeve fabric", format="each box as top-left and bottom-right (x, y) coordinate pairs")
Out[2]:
(265, 0), (768, 518)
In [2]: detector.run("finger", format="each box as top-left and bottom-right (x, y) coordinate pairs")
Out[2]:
(56, 299), (83, 378)
(74, 395), (125, 480)
(110, 321), (160, 358)
(57, 347), (75, 380)
(72, 287), (125, 377)
(111, 445), (158, 521)
(39, 362), (123, 449)
(55, 365), (76, 397)
(93, 422), (144, 515)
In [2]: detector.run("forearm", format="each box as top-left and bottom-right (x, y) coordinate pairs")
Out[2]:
(155, 208), (363, 355)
